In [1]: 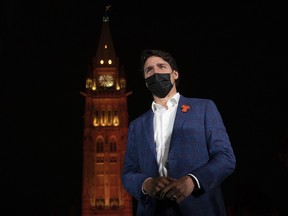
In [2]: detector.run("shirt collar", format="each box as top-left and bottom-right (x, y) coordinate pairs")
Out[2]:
(151, 92), (180, 113)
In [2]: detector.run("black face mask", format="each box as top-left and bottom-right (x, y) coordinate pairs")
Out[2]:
(145, 73), (173, 98)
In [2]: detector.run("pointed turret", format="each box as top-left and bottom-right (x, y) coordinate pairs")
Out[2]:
(93, 5), (118, 69)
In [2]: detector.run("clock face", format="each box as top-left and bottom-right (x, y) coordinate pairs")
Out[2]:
(98, 75), (114, 87)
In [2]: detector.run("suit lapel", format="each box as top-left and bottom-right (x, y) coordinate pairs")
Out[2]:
(142, 110), (157, 160)
(170, 96), (188, 146)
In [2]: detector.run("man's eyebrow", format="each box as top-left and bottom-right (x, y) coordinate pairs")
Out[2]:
(156, 63), (169, 67)
(144, 62), (168, 72)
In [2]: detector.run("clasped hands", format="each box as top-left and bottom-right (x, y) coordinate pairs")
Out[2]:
(142, 175), (195, 203)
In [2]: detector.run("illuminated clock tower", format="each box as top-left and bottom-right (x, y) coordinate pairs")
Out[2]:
(81, 7), (133, 216)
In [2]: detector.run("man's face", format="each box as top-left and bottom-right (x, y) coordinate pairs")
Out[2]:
(143, 56), (172, 78)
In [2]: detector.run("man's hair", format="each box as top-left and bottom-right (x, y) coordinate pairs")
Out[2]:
(140, 49), (180, 85)
(140, 49), (179, 73)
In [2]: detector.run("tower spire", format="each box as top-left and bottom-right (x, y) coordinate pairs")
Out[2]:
(103, 5), (112, 22)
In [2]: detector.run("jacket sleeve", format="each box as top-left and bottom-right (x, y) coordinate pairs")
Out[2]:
(121, 121), (150, 201)
(190, 99), (236, 193)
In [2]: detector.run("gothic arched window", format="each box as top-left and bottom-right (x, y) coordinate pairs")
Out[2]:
(109, 137), (117, 152)
(96, 137), (104, 152)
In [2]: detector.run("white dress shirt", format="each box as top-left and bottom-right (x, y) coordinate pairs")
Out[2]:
(152, 93), (180, 176)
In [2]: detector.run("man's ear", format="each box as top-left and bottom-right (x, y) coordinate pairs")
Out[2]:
(173, 70), (179, 79)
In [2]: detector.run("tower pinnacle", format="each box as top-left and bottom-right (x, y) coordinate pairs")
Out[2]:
(103, 5), (112, 22)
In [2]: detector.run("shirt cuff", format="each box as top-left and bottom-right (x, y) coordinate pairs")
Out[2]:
(188, 174), (200, 190)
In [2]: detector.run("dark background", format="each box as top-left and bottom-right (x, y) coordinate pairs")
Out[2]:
(1, 0), (287, 215)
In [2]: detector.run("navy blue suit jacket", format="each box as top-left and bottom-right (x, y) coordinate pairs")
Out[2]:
(121, 95), (236, 216)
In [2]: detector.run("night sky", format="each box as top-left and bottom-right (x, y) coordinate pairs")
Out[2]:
(1, 0), (288, 215)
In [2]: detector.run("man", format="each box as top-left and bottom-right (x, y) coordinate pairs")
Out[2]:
(121, 49), (236, 216)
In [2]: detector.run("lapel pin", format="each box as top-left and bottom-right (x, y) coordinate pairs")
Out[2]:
(181, 104), (190, 113)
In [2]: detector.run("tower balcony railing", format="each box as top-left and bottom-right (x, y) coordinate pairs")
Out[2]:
(86, 88), (126, 98)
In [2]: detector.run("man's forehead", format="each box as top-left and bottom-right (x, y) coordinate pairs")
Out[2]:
(145, 56), (168, 65)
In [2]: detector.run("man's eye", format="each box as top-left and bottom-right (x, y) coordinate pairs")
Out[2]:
(145, 69), (151, 73)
